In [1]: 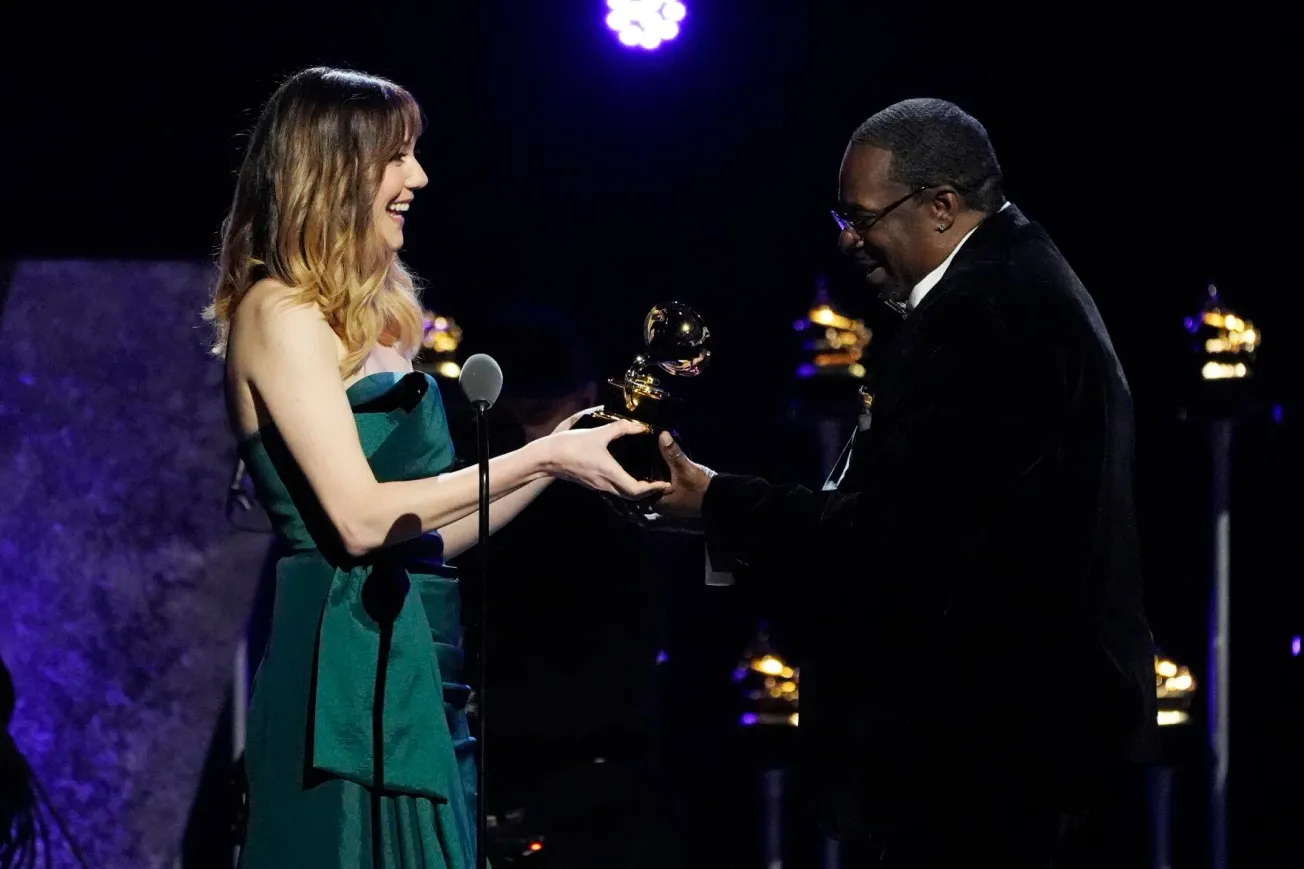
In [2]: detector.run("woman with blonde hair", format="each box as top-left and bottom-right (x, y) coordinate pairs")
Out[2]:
(205, 66), (665, 868)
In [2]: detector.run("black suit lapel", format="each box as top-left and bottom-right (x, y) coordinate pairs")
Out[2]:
(868, 204), (1029, 392)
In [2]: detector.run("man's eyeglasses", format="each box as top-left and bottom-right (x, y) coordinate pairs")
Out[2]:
(830, 185), (934, 238)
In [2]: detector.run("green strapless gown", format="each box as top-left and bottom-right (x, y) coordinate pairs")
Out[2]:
(238, 371), (478, 868)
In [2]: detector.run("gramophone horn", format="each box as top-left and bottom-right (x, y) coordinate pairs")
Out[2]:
(643, 301), (711, 378)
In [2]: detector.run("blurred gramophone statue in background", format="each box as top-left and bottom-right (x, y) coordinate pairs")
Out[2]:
(570, 301), (711, 486)
(793, 280), (872, 382)
(415, 308), (465, 380)
(791, 278), (875, 477)
(1181, 281), (1269, 869)
(735, 629), (800, 731)
(1185, 282), (1260, 384)
(1154, 651), (1197, 728)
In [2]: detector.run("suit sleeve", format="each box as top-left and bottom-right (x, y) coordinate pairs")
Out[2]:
(699, 294), (1056, 586)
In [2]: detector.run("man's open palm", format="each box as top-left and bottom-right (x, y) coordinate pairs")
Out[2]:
(653, 431), (714, 518)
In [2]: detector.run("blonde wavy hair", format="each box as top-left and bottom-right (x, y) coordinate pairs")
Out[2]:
(203, 67), (425, 376)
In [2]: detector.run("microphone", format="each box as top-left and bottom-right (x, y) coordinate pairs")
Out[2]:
(458, 353), (501, 869)
(459, 353), (503, 410)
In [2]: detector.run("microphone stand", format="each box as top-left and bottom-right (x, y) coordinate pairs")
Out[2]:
(459, 351), (503, 869)
(473, 399), (490, 869)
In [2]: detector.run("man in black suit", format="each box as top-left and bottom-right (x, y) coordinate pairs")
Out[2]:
(654, 99), (1159, 866)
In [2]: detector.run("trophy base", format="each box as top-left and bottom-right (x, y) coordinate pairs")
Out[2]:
(569, 376), (686, 485)
(570, 410), (669, 484)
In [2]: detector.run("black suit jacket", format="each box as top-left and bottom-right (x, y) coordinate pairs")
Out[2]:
(701, 205), (1159, 843)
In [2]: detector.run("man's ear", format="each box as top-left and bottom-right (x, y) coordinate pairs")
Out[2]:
(931, 188), (961, 227)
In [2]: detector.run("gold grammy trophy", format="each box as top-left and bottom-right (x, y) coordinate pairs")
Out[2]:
(571, 301), (711, 486)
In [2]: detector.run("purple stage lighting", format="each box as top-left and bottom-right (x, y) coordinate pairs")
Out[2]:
(606, 0), (686, 50)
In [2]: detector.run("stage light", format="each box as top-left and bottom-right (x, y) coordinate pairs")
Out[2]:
(606, 0), (686, 50)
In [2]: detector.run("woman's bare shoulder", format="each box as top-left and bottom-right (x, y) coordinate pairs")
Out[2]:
(234, 278), (321, 328)
(225, 279), (341, 434)
(228, 280), (333, 359)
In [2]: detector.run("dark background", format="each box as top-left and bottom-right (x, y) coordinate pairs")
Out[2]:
(2, 2), (1299, 865)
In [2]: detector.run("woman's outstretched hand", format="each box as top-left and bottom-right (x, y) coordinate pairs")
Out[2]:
(541, 418), (672, 500)
(551, 405), (602, 435)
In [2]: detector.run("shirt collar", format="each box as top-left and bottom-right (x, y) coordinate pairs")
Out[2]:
(908, 201), (1010, 309)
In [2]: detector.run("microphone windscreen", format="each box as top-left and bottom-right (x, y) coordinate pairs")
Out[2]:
(459, 353), (504, 408)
